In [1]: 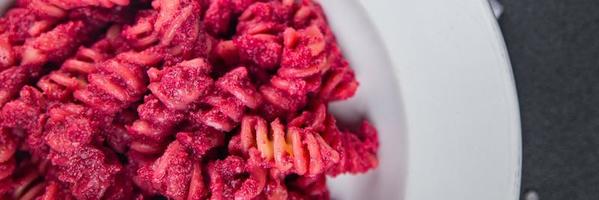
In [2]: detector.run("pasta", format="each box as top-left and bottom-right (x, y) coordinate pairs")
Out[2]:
(128, 58), (212, 154)
(230, 113), (340, 176)
(73, 49), (162, 113)
(191, 66), (262, 132)
(0, 21), (91, 106)
(49, 146), (130, 200)
(258, 26), (330, 118)
(38, 25), (128, 102)
(1, 163), (46, 199)
(205, 154), (269, 200)
(26, 0), (129, 18)
(0, 128), (16, 181)
(0, 0), (380, 199)
(0, 86), (49, 167)
(323, 114), (379, 176)
(229, 103), (378, 177)
(287, 174), (329, 200)
(138, 139), (331, 200)
(122, 10), (158, 50)
(135, 141), (208, 200)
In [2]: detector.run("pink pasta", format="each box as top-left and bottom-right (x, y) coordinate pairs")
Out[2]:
(323, 115), (379, 176)
(0, 128), (16, 181)
(287, 174), (329, 200)
(0, 21), (90, 106)
(38, 25), (129, 102)
(259, 26), (330, 116)
(0, 0), (380, 199)
(49, 147), (129, 199)
(228, 103), (378, 178)
(230, 114), (340, 176)
(191, 66), (262, 132)
(128, 58), (212, 154)
(73, 49), (162, 113)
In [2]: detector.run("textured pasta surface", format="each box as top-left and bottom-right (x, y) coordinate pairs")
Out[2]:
(0, 0), (380, 199)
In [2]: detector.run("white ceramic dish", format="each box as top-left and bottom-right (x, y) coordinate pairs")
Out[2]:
(0, 0), (521, 200)
(321, 0), (521, 200)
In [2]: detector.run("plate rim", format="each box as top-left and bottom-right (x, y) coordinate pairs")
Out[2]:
(356, 0), (522, 199)
(478, 0), (523, 199)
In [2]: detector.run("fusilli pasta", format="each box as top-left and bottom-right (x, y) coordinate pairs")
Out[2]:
(230, 104), (339, 176)
(192, 66), (262, 132)
(73, 49), (162, 113)
(0, 0), (380, 199)
(128, 58), (212, 154)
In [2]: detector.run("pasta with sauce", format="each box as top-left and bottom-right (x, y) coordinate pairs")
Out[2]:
(0, 0), (380, 199)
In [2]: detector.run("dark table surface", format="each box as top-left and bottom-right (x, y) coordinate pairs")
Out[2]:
(498, 0), (599, 199)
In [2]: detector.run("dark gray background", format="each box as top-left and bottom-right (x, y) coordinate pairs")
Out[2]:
(498, 0), (599, 199)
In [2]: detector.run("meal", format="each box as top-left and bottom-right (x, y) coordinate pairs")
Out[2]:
(0, 0), (379, 199)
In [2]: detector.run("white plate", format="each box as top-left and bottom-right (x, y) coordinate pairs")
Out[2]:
(321, 0), (521, 200)
(0, 1), (521, 200)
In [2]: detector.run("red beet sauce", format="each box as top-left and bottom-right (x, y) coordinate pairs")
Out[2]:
(0, 0), (379, 199)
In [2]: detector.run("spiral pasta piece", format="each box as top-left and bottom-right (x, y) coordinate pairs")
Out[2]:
(127, 145), (283, 200)
(0, 4), (129, 73)
(317, 64), (359, 102)
(37, 25), (127, 102)
(258, 25), (330, 116)
(42, 103), (100, 153)
(254, 170), (289, 200)
(279, 102), (379, 176)
(0, 91), (49, 190)
(2, 164), (40, 199)
(15, 181), (47, 200)
(152, 0), (201, 48)
(204, 0), (235, 36)
(192, 66), (262, 132)
(127, 58), (212, 154)
(0, 148), (59, 200)
(206, 154), (268, 200)
(122, 10), (159, 50)
(98, 108), (137, 155)
(230, 103), (379, 177)
(287, 174), (330, 200)
(148, 58), (213, 111)
(135, 139), (270, 200)
(48, 146), (126, 200)
(0, 21), (92, 106)
(135, 141), (209, 200)
(123, 0), (209, 65)
(41, 105), (130, 198)
(0, 86), (49, 164)
(0, 86), (46, 135)
(175, 129), (224, 159)
(0, 129), (17, 181)
(21, 20), (95, 67)
(0, 7), (59, 48)
(294, 1), (360, 102)
(18, 181), (75, 200)
(226, 1), (292, 70)
(324, 117), (379, 176)
(233, 33), (282, 70)
(231, 114), (339, 176)
(0, 67), (29, 107)
(127, 95), (184, 155)
(0, 35), (15, 71)
(236, 1), (291, 35)
(73, 48), (162, 113)
(41, 47), (102, 91)
(26, 0), (129, 19)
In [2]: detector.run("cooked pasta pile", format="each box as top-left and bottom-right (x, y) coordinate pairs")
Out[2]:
(0, 0), (379, 199)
